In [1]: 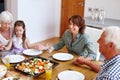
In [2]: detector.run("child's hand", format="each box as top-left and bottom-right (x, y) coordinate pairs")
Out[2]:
(0, 44), (5, 50)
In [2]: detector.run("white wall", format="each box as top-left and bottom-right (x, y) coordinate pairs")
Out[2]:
(4, 0), (120, 44)
(5, 0), (61, 43)
(5, 0), (18, 23)
(85, 0), (120, 20)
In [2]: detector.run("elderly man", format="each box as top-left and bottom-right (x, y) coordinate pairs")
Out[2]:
(74, 26), (120, 80)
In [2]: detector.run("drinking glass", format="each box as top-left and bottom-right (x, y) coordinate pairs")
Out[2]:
(44, 63), (53, 80)
(94, 8), (99, 22)
(1, 54), (11, 69)
(100, 9), (105, 24)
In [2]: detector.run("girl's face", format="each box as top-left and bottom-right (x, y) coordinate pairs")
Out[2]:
(69, 20), (79, 35)
(14, 26), (24, 37)
(0, 21), (11, 31)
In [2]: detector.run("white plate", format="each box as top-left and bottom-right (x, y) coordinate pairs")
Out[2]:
(3, 55), (25, 63)
(58, 70), (85, 80)
(53, 53), (73, 61)
(0, 65), (7, 79)
(23, 49), (43, 56)
(2, 77), (20, 80)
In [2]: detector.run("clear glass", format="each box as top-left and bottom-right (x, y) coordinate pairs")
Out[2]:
(44, 63), (53, 80)
(91, 8), (95, 21)
(98, 9), (105, 24)
(1, 53), (11, 69)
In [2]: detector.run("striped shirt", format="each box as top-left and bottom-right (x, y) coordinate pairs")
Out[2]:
(96, 55), (120, 80)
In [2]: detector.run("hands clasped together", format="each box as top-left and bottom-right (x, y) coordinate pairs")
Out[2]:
(34, 44), (54, 53)
(0, 44), (5, 51)
(73, 56), (91, 66)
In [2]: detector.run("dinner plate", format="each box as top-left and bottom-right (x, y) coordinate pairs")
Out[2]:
(23, 49), (43, 56)
(52, 53), (73, 61)
(0, 65), (7, 79)
(3, 55), (25, 63)
(58, 70), (85, 80)
(2, 77), (20, 80)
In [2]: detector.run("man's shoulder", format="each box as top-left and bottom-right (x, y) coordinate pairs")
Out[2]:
(104, 61), (120, 78)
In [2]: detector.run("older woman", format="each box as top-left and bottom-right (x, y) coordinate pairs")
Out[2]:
(0, 11), (45, 55)
(48, 15), (96, 61)
(0, 11), (13, 51)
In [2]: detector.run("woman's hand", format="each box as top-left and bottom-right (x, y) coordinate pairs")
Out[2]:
(44, 44), (54, 53)
(0, 44), (5, 50)
(34, 44), (47, 50)
(47, 46), (54, 53)
(34, 44), (54, 53)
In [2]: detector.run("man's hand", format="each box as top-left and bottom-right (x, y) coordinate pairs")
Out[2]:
(73, 56), (91, 65)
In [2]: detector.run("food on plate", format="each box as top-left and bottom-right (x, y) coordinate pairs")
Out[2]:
(15, 58), (50, 76)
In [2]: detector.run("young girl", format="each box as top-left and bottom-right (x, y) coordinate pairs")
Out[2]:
(5, 20), (45, 54)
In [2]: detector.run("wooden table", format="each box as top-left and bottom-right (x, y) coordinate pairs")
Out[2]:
(0, 50), (101, 80)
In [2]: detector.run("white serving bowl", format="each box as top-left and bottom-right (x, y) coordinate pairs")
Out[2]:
(0, 65), (7, 79)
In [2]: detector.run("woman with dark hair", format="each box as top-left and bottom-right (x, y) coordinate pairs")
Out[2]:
(68, 15), (85, 34)
(48, 15), (96, 61)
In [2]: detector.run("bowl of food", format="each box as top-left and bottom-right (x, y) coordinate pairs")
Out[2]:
(14, 56), (59, 77)
(0, 65), (7, 79)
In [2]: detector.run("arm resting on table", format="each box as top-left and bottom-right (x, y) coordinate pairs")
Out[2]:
(85, 61), (101, 73)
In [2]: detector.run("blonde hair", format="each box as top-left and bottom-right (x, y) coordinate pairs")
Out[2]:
(0, 11), (13, 23)
(103, 26), (120, 50)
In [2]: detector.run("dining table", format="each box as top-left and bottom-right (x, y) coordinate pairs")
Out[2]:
(0, 49), (102, 80)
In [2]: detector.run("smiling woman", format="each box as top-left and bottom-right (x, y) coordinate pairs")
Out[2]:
(46, 15), (96, 63)
(0, 11), (13, 56)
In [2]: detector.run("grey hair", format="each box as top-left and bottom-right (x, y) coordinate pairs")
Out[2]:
(103, 26), (120, 50)
(0, 11), (13, 23)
